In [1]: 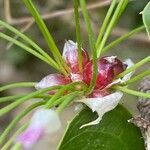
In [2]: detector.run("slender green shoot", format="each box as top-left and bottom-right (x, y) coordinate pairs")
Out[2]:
(74, 0), (83, 72)
(0, 20), (57, 68)
(80, 0), (98, 93)
(0, 95), (26, 103)
(0, 82), (36, 92)
(0, 32), (62, 72)
(117, 56), (150, 78)
(0, 94), (52, 103)
(0, 85), (61, 117)
(1, 124), (27, 150)
(102, 25), (145, 53)
(57, 91), (83, 112)
(45, 81), (86, 108)
(97, 0), (129, 57)
(113, 85), (150, 98)
(23, 0), (70, 75)
(96, 0), (118, 47)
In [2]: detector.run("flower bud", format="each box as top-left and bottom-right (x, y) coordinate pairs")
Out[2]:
(17, 109), (61, 149)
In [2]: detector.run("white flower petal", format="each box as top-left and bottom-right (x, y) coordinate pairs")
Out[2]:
(77, 92), (123, 128)
(121, 58), (134, 83)
(104, 56), (117, 63)
(30, 108), (61, 134)
(62, 40), (78, 60)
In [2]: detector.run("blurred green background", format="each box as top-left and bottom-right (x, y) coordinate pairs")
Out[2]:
(0, 0), (149, 149)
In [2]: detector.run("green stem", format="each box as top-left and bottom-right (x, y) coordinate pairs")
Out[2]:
(113, 85), (150, 98)
(23, 0), (70, 75)
(0, 33), (61, 72)
(96, 0), (117, 47)
(80, 0), (98, 93)
(1, 124), (27, 150)
(57, 91), (83, 113)
(102, 25), (145, 53)
(45, 88), (67, 108)
(50, 92), (75, 107)
(0, 82), (36, 92)
(74, 0), (83, 72)
(0, 102), (44, 146)
(122, 70), (150, 85)
(0, 95), (26, 103)
(0, 86), (61, 117)
(45, 81), (86, 108)
(0, 94), (52, 103)
(45, 82), (80, 108)
(117, 56), (150, 78)
(0, 21), (60, 72)
(97, 0), (128, 57)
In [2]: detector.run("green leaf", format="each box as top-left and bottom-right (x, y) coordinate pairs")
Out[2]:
(59, 105), (145, 150)
(142, 1), (150, 39)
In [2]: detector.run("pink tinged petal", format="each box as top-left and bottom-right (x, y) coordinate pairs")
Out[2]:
(70, 73), (83, 82)
(83, 59), (114, 89)
(63, 40), (89, 73)
(104, 59), (134, 88)
(102, 56), (126, 76)
(35, 73), (71, 90)
(18, 127), (44, 149)
(77, 92), (123, 128)
(89, 89), (110, 98)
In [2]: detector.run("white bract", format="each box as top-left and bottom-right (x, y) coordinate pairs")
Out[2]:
(77, 92), (123, 128)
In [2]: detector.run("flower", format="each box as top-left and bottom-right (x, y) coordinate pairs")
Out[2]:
(17, 108), (61, 149)
(35, 40), (127, 94)
(35, 40), (134, 128)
